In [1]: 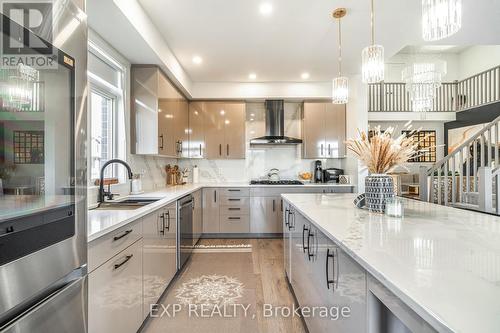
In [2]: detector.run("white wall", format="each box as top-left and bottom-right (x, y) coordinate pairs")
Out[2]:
(385, 53), (460, 82)
(458, 45), (500, 79)
(87, 30), (177, 205)
(368, 120), (446, 174)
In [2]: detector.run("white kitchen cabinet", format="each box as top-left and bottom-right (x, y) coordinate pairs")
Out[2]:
(142, 204), (177, 317)
(193, 189), (203, 244)
(250, 196), (282, 233)
(287, 208), (367, 333)
(202, 188), (220, 233)
(88, 240), (143, 333)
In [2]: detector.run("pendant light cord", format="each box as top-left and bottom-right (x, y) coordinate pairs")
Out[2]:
(370, 0), (375, 45)
(338, 17), (342, 76)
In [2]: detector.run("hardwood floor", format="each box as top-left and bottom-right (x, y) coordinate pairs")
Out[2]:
(141, 239), (306, 333)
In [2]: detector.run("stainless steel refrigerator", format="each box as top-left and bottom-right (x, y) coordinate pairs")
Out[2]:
(0, 1), (87, 332)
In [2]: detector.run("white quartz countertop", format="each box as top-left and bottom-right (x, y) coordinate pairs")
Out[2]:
(281, 193), (500, 333)
(87, 182), (352, 242)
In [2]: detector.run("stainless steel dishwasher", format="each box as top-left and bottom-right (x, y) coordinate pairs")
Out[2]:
(177, 195), (194, 270)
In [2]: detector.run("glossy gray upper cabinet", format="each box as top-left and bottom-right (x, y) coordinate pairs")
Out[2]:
(303, 102), (346, 159)
(131, 65), (188, 157)
(188, 102), (205, 158)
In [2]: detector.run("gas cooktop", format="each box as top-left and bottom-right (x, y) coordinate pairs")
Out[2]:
(250, 180), (304, 185)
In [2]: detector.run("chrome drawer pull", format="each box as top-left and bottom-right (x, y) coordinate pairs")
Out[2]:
(114, 254), (133, 269)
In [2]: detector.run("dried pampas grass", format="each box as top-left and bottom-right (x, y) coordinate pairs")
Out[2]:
(346, 126), (426, 174)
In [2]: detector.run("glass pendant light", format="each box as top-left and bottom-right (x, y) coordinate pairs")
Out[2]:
(422, 0), (462, 41)
(362, 0), (384, 83)
(332, 8), (348, 105)
(402, 59), (447, 112)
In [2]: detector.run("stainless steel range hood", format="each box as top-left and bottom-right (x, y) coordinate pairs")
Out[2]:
(250, 100), (302, 145)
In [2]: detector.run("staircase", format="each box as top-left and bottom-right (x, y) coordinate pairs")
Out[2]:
(419, 114), (500, 215)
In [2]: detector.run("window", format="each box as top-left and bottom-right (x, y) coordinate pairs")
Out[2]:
(88, 40), (126, 184)
(90, 89), (116, 179)
(402, 130), (436, 163)
(13, 130), (44, 164)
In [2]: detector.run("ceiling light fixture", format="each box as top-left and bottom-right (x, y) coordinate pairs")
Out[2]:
(361, 0), (384, 83)
(249, 73), (257, 80)
(192, 55), (203, 64)
(331, 8), (348, 105)
(259, 2), (273, 16)
(422, 0), (462, 41)
(402, 58), (447, 111)
(301, 72), (310, 80)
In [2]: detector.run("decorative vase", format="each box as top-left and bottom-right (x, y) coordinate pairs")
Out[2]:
(365, 174), (394, 213)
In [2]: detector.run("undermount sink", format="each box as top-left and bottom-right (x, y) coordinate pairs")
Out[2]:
(93, 198), (160, 210)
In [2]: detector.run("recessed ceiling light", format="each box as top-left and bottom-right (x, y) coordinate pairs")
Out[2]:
(259, 2), (273, 16)
(301, 72), (310, 79)
(220, 110), (225, 115)
(192, 55), (203, 64)
(249, 73), (257, 80)
(250, 113), (255, 117)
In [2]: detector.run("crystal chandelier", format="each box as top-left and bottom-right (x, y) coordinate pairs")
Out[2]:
(402, 60), (447, 111)
(362, 0), (384, 83)
(422, 0), (462, 41)
(332, 8), (348, 104)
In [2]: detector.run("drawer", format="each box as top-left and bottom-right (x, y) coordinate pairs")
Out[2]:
(89, 239), (143, 333)
(219, 187), (250, 197)
(220, 205), (250, 215)
(219, 215), (250, 233)
(88, 220), (142, 273)
(219, 196), (250, 207)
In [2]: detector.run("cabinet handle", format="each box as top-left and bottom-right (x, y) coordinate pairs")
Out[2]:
(326, 248), (339, 290)
(288, 210), (295, 230)
(307, 229), (314, 261)
(199, 144), (202, 156)
(302, 224), (309, 252)
(113, 229), (132, 241)
(328, 144), (331, 156)
(228, 217), (240, 220)
(159, 213), (165, 235)
(272, 199), (276, 212)
(284, 208), (290, 226)
(227, 144), (229, 156)
(228, 189), (241, 192)
(159, 135), (164, 150)
(280, 199), (283, 212)
(114, 254), (133, 270)
(321, 144), (324, 156)
(228, 207), (240, 211)
(228, 198), (241, 201)
(165, 211), (171, 231)
(214, 190), (217, 203)
(219, 144), (222, 156)
(179, 141), (183, 153)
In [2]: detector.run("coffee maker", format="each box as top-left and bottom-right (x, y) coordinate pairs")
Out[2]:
(314, 160), (323, 183)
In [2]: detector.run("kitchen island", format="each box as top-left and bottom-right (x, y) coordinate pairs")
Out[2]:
(281, 193), (500, 333)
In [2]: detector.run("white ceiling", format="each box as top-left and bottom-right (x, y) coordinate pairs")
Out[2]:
(136, 0), (500, 83)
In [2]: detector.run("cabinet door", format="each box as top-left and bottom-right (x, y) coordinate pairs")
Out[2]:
(250, 196), (281, 233)
(202, 188), (220, 233)
(89, 240), (143, 333)
(193, 189), (203, 244)
(290, 212), (310, 306)
(188, 102), (205, 158)
(224, 102), (246, 159)
(303, 102), (326, 159)
(204, 102), (226, 159)
(157, 71), (179, 157)
(142, 207), (177, 318)
(325, 104), (346, 158)
(176, 99), (189, 158)
(132, 67), (158, 155)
